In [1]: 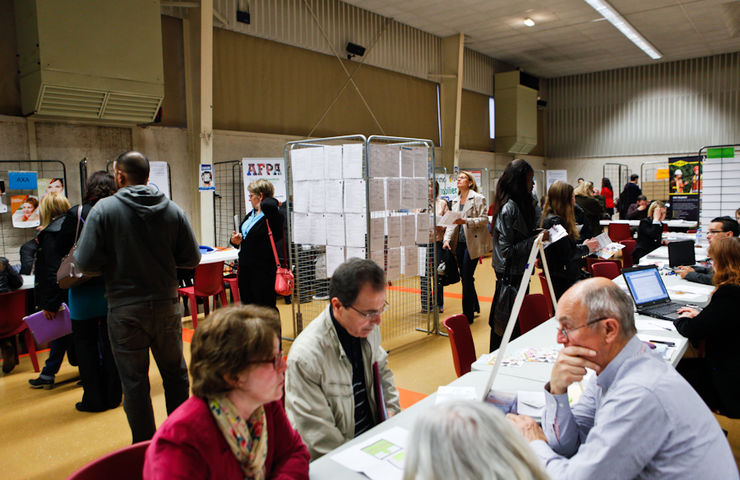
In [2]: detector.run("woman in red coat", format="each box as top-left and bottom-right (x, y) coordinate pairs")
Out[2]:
(601, 177), (614, 218)
(144, 305), (309, 479)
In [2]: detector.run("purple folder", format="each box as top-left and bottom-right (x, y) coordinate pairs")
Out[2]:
(24, 304), (72, 344)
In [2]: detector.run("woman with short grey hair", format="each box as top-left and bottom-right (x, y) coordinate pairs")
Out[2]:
(403, 401), (548, 480)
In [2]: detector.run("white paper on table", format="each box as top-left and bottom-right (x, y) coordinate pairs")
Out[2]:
(517, 391), (546, 418)
(369, 179), (386, 212)
(417, 246), (427, 276)
(543, 224), (567, 248)
(438, 211), (463, 227)
(331, 426), (409, 480)
(325, 213), (345, 246)
(290, 148), (311, 181)
(292, 180), (311, 213)
(323, 145), (343, 179)
(370, 217), (385, 251)
(324, 180), (343, 213)
(326, 246), (346, 278)
(386, 179), (401, 211)
(292, 212), (311, 244)
(345, 213), (367, 248)
(387, 247), (402, 281)
(309, 180), (326, 212)
(387, 216), (401, 248)
(370, 249), (385, 269)
(400, 214), (416, 247)
(413, 178), (428, 210)
(346, 247), (366, 261)
(435, 386), (477, 405)
(308, 213), (326, 245)
(344, 179), (367, 213)
(308, 148), (326, 180)
(402, 246), (418, 276)
(342, 144), (364, 178)
(416, 212), (431, 244)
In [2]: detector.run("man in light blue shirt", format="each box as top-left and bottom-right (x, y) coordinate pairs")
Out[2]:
(508, 277), (737, 479)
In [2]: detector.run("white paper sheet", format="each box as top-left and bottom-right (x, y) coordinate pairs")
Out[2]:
(386, 178), (401, 211)
(370, 217), (386, 251)
(292, 180), (311, 213)
(543, 224), (567, 248)
(387, 216), (401, 248)
(308, 148), (326, 181)
(342, 144), (364, 178)
(290, 148), (311, 181)
(309, 180), (326, 212)
(401, 214), (416, 247)
(369, 179), (386, 212)
(412, 149), (428, 178)
(416, 212), (431, 244)
(418, 246), (428, 276)
(438, 211), (463, 227)
(413, 178), (428, 210)
(332, 426), (409, 480)
(323, 145), (343, 179)
(324, 179), (343, 213)
(517, 391), (546, 418)
(325, 213), (345, 246)
(435, 386), (477, 405)
(344, 179), (367, 213)
(308, 213), (326, 245)
(400, 150), (414, 177)
(370, 249), (385, 269)
(346, 247), (366, 261)
(402, 246), (418, 276)
(345, 213), (367, 248)
(401, 178), (415, 205)
(369, 144), (399, 177)
(326, 246), (346, 278)
(292, 212), (311, 244)
(387, 247), (402, 281)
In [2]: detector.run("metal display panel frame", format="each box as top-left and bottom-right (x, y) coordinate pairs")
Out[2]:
(697, 144), (740, 232)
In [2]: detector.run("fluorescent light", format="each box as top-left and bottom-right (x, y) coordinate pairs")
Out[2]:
(523, 17), (535, 27)
(583, 0), (662, 59)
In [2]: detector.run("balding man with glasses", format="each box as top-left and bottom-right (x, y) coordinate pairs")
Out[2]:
(285, 258), (400, 459)
(508, 277), (736, 479)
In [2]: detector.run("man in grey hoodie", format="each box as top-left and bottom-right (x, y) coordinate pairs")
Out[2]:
(75, 151), (201, 443)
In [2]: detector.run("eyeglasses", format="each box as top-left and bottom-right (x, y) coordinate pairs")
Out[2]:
(707, 230), (724, 235)
(557, 317), (609, 341)
(347, 301), (390, 320)
(247, 350), (284, 369)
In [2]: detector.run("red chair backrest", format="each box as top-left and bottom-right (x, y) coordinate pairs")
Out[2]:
(608, 223), (632, 242)
(619, 239), (636, 268)
(0, 290), (28, 337)
(518, 294), (550, 334)
(537, 273), (555, 316)
(193, 262), (225, 296)
(592, 262), (620, 279)
(586, 258), (621, 274)
(67, 440), (151, 480)
(443, 314), (476, 378)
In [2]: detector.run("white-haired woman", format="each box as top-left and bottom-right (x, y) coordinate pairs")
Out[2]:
(403, 401), (548, 480)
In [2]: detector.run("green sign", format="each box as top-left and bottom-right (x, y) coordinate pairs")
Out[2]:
(707, 147), (735, 158)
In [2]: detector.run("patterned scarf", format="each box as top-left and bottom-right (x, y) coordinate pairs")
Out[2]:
(209, 396), (268, 480)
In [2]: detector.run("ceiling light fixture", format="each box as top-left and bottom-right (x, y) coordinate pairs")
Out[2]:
(523, 17), (535, 27)
(583, 0), (662, 59)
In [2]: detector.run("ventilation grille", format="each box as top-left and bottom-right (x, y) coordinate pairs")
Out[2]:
(36, 84), (162, 123)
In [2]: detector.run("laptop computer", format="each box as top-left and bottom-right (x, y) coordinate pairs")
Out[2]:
(668, 240), (696, 268)
(621, 265), (684, 320)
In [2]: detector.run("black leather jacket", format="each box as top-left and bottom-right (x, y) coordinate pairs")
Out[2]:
(35, 216), (67, 312)
(492, 199), (538, 275)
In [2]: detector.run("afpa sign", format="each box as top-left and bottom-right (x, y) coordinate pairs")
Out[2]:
(241, 158), (286, 203)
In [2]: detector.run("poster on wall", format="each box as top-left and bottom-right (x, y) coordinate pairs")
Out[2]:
(241, 158), (286, 207)
(668, 156), (701, 220)
(199, 164), (215, 191)
(546, 170), (568, 189)
(38, 177), (65, 199)
(11, 194), (40, 228)
(0, 180), (7, 213)
(148, 161), (171, 199)
(8, 171), (37, 190)
(435, 173), (457, 202)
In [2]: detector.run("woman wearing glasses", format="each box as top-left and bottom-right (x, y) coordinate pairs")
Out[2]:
(144, 305), (309, 479)
(231, 179), (284, 310)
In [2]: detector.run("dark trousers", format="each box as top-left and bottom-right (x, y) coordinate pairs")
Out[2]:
(72, 316), (121, 410)
(420, 241), (444, 311)
(239, 263), (278, 311)
(40, 334), (76, 379)
(551, 276), (576, 301)
(456, 242), (479, 324)
(489, 271), (525, 352)
(107, 299), (189, 443)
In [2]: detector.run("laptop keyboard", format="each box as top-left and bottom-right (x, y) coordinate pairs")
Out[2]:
(642, 303), (682, 319)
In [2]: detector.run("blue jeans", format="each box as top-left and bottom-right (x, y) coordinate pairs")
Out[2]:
(107, 298), (189, 443)
(40, 334), (75, 380)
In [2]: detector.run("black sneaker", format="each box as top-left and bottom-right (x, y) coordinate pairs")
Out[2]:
(28, 376), (54, 389)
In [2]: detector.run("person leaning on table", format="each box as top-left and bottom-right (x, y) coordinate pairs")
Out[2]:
(632, 200), (666, 263)
(675, 216), (739, 285)
(506, 277), (736, 480)
(144, 305), (309, 479)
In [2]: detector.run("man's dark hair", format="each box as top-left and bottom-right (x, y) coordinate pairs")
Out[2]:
(711, 216), (739, 236)
(577, 177), (584, 182)
(637, 195), (647, 202)
(330, 258), (385, 306)
(83, 170), (117, 204)
(630, 174), (639, 181)
(115, 151), (150, 185)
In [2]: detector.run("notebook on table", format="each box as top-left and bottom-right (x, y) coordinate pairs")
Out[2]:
(621, 266), (683, 320)
(668, 240), (696, 268)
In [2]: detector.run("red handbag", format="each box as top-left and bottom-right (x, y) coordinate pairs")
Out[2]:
(266, 220), (294, 296)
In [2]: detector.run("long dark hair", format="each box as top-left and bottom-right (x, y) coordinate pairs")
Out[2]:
(491, 159), (536, 237)
(83, 170), (117, 205)
(601, 177), (613, 191)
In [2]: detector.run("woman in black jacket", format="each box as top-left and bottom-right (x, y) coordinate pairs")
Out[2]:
(674, 236), (740, 418)
(540, 181), (599, 300)
(632, 201), (665, 263)
(230, 179), (283, 311)
(28, 192), (74, 389)
(574, 181), (603, 240)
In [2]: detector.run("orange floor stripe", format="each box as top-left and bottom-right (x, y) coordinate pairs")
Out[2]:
(398, 387), (428, 409)
(183, 328), (193, 343)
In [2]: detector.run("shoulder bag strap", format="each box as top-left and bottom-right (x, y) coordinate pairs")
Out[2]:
(73, 205), (83, 246)
(265, 219), (281, 268)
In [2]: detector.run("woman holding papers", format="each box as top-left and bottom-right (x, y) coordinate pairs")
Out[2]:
(231, 179), (283, 311)
(674, 236), (740, 418)
(540, 181), (599, 300)
(633, 201), (666, 263)
(144, 305), (310, 479)
(443, 171), (491, 324)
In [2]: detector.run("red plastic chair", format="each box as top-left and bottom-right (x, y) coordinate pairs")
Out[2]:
(592, 262), (620, 279)
(608, 223), (632, 242)
(67, 440), (151, 480)
(177, 262), (228, 329)
(619, 239), (636, 268)
(224, 271), (240, 305)
(586, 257), (621, 274)
(537, 273), (555, 316)
(0, 289), (39, 372)
(518, 294), (550, 334)
(443, 314), (476, 378)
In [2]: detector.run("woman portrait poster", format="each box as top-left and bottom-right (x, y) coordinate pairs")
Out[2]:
(11, 194), (40, 228)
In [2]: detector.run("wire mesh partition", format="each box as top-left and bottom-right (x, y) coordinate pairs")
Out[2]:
(213, 160), (244, 248)
(285, 135), (437, 346)
(0, 160), (67, 263)
(641, 161), (669, 203)
(603, 163), (630, 202)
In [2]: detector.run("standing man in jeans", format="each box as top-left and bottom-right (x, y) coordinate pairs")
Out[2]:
(75, 151), (201, 442)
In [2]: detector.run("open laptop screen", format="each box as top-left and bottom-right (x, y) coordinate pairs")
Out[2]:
(668, 240), (696, 268)
(623, 266), (670, 306)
